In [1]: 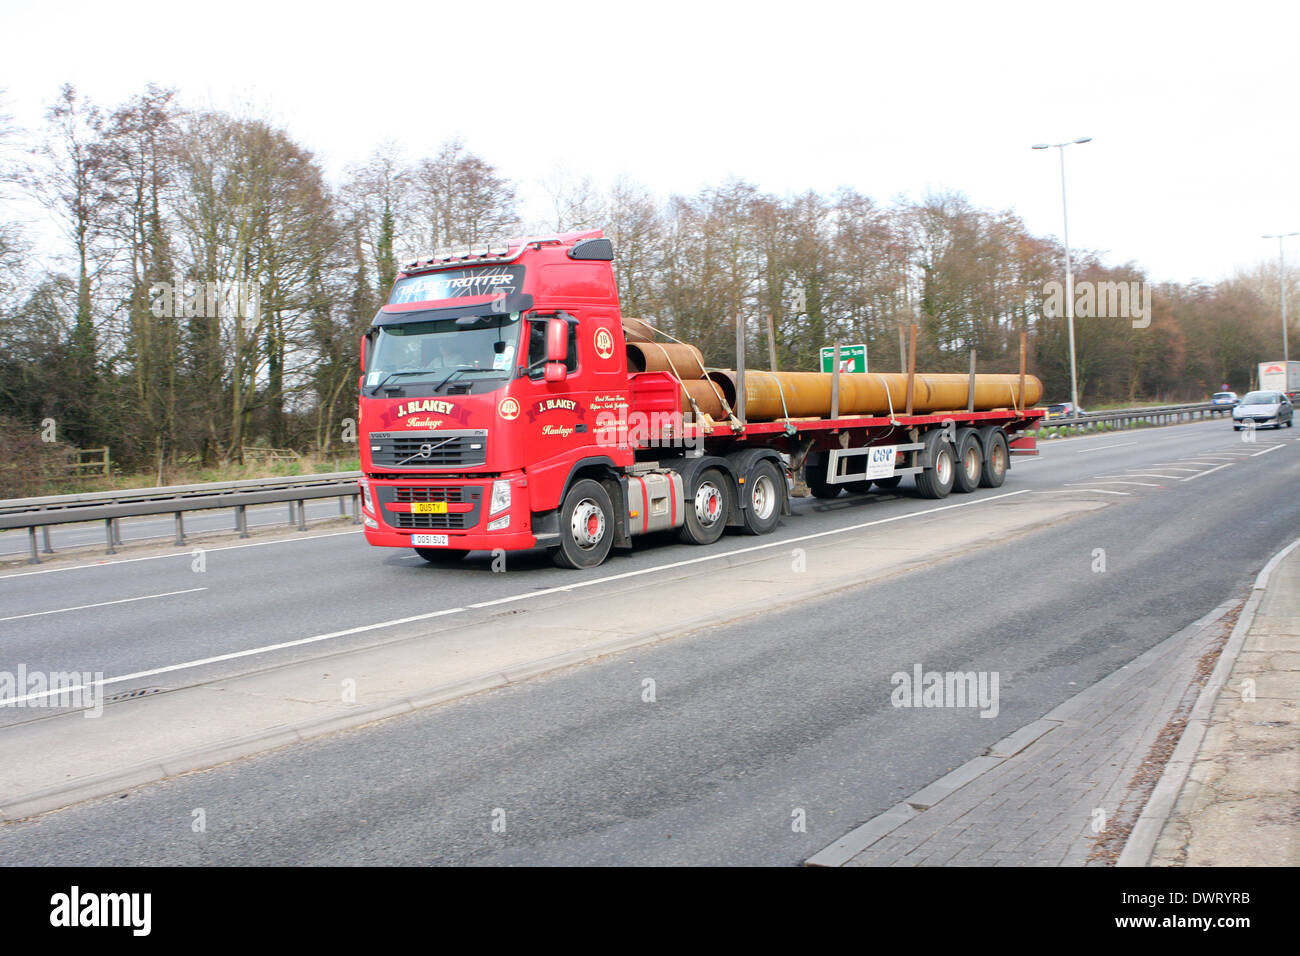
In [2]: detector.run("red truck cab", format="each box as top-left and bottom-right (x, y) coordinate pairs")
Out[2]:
(359, 231), (638, 562)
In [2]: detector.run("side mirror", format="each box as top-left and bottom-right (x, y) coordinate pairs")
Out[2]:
(545, 316), (568, 383)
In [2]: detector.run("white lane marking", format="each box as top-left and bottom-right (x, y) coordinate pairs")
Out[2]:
(1065, 480), (1161, 487)
(0, 529), (364, 581)
(1128, 466), (1200, 473)
(1102, 473), (1184, 480)
(1182, 462), (1234, 481)
(0, 588), (207, 623)
(0, 491), (1032, 705)
(1032, 488), (1131, 496)
(1171, 460), (1237, 466)
(1075, 442), (1138, 454)
(1250, 443), (1288, 457)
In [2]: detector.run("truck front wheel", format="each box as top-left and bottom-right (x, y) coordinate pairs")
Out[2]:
(553, 479), (615, 569)
(678, 468), (731, 545)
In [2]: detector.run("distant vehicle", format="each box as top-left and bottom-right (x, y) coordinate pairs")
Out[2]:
(1045, 402), (1086, 420)
(1232, 391), (1294, 430)
(1211, 391), (1239, 405)
(1257, 361), (1300, 394)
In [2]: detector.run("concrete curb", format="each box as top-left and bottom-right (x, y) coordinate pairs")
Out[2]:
(1115, 535), (1300, 867)
(803, 597), (1241, 867)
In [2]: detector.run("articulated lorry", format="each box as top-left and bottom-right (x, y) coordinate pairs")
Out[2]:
(1257, 360), (1300, 396)
(358, 230), (1044, 569)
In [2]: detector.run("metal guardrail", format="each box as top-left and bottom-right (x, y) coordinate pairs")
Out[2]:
(1038, 401), (1232, 436)
(1, 472), (363, 565)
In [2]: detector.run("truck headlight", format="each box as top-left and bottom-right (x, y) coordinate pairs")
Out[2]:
(489, 479), (511, 516)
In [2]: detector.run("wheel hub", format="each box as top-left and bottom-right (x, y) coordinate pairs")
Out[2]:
(695, 483), (722, 525)
(570, 499), (605, 548)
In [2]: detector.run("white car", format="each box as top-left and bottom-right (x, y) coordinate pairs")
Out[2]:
(1232, 391), (1294, 430)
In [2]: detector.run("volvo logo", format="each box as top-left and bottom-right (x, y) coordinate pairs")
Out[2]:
(418, 442), (435, 457)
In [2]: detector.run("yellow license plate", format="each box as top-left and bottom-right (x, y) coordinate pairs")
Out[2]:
(411, 502), (448, 514)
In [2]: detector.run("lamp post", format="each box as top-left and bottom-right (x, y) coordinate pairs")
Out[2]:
(1261, 232), (1298, 366)
(1034, 137), (1091, 414)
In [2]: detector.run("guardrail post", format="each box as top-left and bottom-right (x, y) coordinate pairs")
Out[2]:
(351, 494), (360, 525)
(296, 500), (308, 531)
(338, 495), (347, 516)
(287, 503), (296, 527)
(41, 526), (53, 554)
(113, 519), (124, 547)
(174, 511), (185, 546)
(236, 504), (249, 538)
(28, 526), (40, 565)
(104, 519), (117, 556)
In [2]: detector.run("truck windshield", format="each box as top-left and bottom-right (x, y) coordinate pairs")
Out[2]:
(365, 312), (521, 393)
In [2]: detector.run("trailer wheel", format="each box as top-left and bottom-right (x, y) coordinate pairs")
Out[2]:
(414, 547), (468, 564)
(873, 475), (903, 491)
(553, 479), (615, 569)
(741, 459), (783, 535)
(806, 455), (841, 499)
(914, 430), (956, 499)
(979, 431), (1009, 488)
(952, 430), (983, 494)
(845, 480), (873, 494)
(678, 467), (731, 545)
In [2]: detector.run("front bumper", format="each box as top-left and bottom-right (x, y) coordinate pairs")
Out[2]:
(360, 474), (536, 552)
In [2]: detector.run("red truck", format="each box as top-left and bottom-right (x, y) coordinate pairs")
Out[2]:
(358, 230), (1043, 568)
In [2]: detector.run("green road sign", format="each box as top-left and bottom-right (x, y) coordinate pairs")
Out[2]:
(820, 344), (867, 373)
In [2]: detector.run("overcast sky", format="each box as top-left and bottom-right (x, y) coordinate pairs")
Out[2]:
(2, 0), (1297, 284)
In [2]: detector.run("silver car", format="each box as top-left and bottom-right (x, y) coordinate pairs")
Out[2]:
(1232, 390), (1294, 430)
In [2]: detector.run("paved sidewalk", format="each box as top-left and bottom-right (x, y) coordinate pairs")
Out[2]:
(808, 601), (1239, 867)
(1146, 543), (1300, 866)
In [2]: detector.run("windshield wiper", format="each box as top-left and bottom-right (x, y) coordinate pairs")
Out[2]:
(369, 370), (436, 394)
(432, 366), (500, 391)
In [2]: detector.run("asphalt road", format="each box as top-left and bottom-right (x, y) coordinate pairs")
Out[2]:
(0, 419), (1297, 863)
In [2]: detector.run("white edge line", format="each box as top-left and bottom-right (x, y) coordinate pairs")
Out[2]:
(0, 490), (1031, 705)
(0, 588), (207, 624)
(1249, 443), (1287, 457)
(1075, 442), (1139, 453)
(1181, 462), (1234, 480)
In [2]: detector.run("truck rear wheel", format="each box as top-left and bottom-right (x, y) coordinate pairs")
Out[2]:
(845, 480), (873, 494)
(414, 547), (468, 564)
(914, 430), (956, 499)
(952, 430), (982, 494)
(806, 455), (841, 499)
(873, 475), (903, 491)
(740, 459), (783, 535)
(678, 467), (731, 545)
(979, 431), (1009, 488)
(553, 479), (615, 569)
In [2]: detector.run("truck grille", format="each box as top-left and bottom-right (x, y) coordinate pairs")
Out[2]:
(368, 430), (487, 469)
(376, 483), (482, 532)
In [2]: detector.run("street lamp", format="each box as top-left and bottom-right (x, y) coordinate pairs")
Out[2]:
(1261, 231), (1299, 366)
(1033, 136), (1092, 414)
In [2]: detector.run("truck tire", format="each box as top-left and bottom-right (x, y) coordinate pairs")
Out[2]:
(553, 479), (615, 569)
(414, 547), (468, 564)
(979, 431), (1009, 488)
(806, 455), (841, 499)
(873, 475), (903, 491)
(952, 429), (983, 494)
(678, 467), (731, 545)
(845, 480), (873, 494)
(914, 430), (956, 499)
(741, 459), (783, 535)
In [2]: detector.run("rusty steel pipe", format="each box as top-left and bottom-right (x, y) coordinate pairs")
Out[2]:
(621, 317), (659, 343)
(705, 369), (1043, 421)
(626, 341), (708, 377)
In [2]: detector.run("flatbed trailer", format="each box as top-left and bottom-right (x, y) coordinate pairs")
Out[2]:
(358, 230), (1044, 568)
